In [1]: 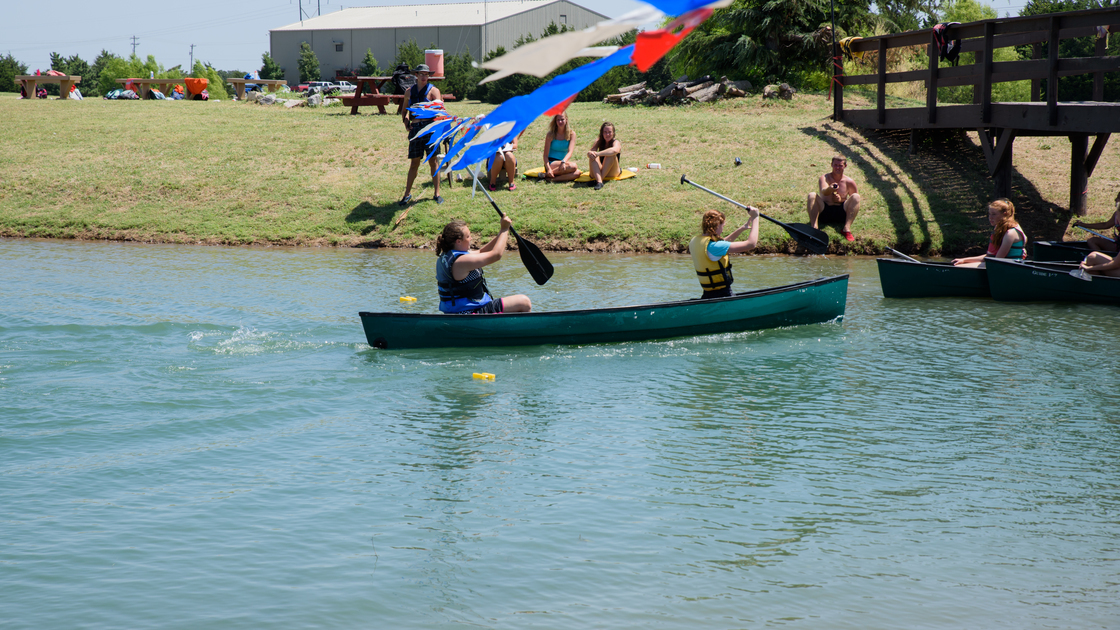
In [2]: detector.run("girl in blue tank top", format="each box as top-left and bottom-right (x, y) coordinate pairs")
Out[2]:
(542, 113), (581, 182)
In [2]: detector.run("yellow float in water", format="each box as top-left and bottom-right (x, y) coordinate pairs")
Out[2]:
(472, 372), (496, 381)
(399, 296), (417, 302)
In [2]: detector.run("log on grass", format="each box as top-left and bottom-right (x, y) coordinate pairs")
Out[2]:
(684, 81), (714, 95)
(616, 81), (646, 94)
(690, 82), (725, 103)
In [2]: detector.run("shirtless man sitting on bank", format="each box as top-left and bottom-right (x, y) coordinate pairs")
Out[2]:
(807, 156), (861, 242)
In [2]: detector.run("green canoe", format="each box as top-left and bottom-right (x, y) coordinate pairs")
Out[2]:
(359, 275), (849, 349)
(1032, 240), (1091, 263)
(876, 258), (989, 298)
(986, 257), (1120, 305)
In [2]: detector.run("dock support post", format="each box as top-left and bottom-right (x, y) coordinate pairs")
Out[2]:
(1070, 134), (1088, 215)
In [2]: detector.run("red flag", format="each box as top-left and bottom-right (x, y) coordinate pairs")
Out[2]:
(632, 8), (713, 72)
(544, 94), (578, 117)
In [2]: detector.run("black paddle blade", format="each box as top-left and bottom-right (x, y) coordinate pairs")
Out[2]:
(783, 222), (829, 255)
(512, 228), (554, 285)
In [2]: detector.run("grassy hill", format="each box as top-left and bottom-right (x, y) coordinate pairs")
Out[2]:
(1, 91), (1116, 256)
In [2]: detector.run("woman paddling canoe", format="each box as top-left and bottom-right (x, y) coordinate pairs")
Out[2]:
(435, 218), (532, 314)
(688, 207), (760, 299)
(952, 199), (1027, 267)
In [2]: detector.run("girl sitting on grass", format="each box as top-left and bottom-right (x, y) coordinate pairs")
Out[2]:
(543, 114), (580, 182)
(586, 122), (622, 191)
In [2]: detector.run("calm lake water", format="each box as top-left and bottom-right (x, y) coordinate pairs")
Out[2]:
(2, 238), (1118, 629)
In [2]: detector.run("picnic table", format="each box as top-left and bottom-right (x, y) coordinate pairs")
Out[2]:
(340, 75), (449, 115)
(226, 78), (288, 101)
(17, 74), (81, 99)
(116, 78), (180, 99)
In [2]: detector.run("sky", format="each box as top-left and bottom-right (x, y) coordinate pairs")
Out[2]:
(1, 0), (645, 72)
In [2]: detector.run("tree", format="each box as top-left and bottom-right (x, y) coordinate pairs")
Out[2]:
(393, 40), (425, 71)
(1020, 0), (1120, 101)
(89, 50), (118, 96)
(260, 52), (284, 80)
(47, 52), (92, 96)
(0, 53), (28, 93)
(189, 61), (229, 100)
(359, 49), (381, 76)
(669, 0), (879, 87)
(298, 42), (320, 82)
(442, 48), (480, 101)
(97, 54), (169, 95)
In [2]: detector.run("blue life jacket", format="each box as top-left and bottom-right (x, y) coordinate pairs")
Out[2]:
(436, 250), (493, 313)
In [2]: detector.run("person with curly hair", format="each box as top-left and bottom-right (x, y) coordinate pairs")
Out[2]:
(688, 206), (760, 299)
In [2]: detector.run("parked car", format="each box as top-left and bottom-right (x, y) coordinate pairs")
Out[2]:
(307, 81), (341, 95)
(335, 81), (356, 92)
(294, 83), (309, 93)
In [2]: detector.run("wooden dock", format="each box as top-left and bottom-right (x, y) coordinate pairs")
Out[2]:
(834, 7), (1120, 214)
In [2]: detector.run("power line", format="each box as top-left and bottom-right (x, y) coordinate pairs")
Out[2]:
(131, 36), (140, 56)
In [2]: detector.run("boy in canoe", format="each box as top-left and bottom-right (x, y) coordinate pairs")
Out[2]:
(435, 218), (532, 314)
(1072, 190), (1120, 253)
(689, 207), (760, 299)
(807, 155), (861, 242)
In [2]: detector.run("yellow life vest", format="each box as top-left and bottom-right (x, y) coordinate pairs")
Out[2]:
(689, 234), (733, 292)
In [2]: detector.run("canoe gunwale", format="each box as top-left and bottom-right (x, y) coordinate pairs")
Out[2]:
(359, 274), (849, 349)
(358, 274), (849, 320)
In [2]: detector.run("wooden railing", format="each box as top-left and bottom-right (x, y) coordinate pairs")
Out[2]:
(838, 7), (1120, 130)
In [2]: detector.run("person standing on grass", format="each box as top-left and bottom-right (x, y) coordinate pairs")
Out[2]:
(688, 207), (760, 299)
(807, 155), (861, 242)
(400, 64), (443, 207)
(542, 113), (581, 182)
(586, 122), (622, 191)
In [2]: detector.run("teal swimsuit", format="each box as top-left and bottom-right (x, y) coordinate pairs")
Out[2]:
(548, 138), (570, 162)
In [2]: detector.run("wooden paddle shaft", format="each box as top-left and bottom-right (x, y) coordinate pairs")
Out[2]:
(680, 175), (824, 245)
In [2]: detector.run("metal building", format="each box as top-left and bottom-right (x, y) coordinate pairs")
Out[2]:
(270, 0), (609, 84)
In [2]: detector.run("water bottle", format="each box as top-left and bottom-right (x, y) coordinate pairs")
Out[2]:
(646, 163), (661, 169)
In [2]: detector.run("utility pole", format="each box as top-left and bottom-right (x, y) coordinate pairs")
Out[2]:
(189, 44), (195, 71)
(130, 36), (140, 56)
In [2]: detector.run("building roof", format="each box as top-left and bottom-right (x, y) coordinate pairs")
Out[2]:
(271, 0), (606, 31)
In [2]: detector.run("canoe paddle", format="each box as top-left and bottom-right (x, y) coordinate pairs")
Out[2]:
(466, 164), (554, 285)
(680, 175), (829, 255)
(1074, 224), (1117, 243)
(886, 247), (920, 263)
(1070, 266), (1093, 282)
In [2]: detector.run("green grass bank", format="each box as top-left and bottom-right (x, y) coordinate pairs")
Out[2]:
(2, 91), (1117, 255)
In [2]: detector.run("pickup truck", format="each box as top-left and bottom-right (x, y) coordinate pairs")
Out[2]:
(335, 81), (356, 92)
(306, 81), (341, 95)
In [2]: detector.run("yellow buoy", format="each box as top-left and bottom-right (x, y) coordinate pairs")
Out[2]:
(472, 372), (496, 381)
(399, 296), (417, 302)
